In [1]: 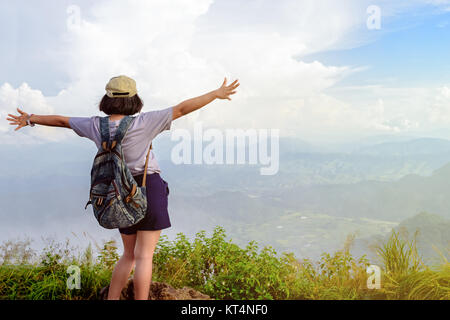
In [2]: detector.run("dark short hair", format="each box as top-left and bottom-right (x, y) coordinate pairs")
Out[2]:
(99, 94), (143, 115)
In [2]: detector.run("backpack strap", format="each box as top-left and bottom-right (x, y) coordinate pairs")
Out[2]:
(99, 117), (111, 151)
(142, 142), (153, 187)
(125, 142), (153, 203)
(112, 116), (135, 145)
(101, 115), (152, 188)
(99, 116), (135, 151)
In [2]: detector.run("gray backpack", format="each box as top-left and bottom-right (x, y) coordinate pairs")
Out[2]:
(84, 116), (152, 229)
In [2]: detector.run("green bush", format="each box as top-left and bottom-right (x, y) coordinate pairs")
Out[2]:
(152, 227), (371, 300)
(0, 238), (114, 300)
(0, 227), (448, 300)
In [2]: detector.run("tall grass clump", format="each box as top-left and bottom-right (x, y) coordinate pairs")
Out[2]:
(374, 230), (449, 300)
(376, 230), (423, 276)
(0, 237), (118, 300)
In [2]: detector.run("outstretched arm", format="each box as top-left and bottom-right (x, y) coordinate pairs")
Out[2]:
(6, 77), (240, 129)
(6, 109), (70, 131)
(172, 77), (240, 120)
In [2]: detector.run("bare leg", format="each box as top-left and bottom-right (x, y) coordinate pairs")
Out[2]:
(133, 230), (161, 300)
(107, 233), (137, 300)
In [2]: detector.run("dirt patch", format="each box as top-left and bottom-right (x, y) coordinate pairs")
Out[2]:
(100, 279), (212, 300)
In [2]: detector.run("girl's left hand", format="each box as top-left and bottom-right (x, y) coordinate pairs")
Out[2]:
(6, 108), (30, 131)
(215, 78), (240, 101)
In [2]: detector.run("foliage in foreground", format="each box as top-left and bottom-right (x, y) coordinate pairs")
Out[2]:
(0, 227), (448, 300)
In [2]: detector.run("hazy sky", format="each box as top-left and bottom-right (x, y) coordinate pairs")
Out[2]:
(1, 0), (450, 145)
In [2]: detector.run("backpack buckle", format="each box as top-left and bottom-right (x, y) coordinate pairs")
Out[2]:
(84, 200), (92, 210)
(102, 140), (117, 151)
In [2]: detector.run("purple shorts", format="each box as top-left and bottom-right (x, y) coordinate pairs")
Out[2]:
(119, 173), (171, 234)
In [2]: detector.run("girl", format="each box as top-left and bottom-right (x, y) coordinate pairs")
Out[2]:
(6, 75), (240, 300)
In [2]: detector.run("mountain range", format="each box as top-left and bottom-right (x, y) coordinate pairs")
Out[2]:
(1, 136), (449, 261)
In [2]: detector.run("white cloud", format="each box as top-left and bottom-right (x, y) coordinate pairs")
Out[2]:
(53, 0), (364, 136)
(0, 83), (74, 144)
(429, 86), (450, 124)
(1, 0), (450, 145)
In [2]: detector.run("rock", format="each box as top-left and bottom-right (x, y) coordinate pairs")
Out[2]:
(99, 279), (211, 300)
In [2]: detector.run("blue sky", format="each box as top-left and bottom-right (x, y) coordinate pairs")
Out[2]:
(303, 7), (450, 88)
(1, 0), (450, 144)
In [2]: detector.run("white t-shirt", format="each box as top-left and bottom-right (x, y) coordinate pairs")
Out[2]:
(69, 107), (173, 175)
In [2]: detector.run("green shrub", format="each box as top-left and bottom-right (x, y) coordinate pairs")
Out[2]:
(152, 227), (371, 300)
(0, 237), (114, 300)
(0, 227), (448, 300)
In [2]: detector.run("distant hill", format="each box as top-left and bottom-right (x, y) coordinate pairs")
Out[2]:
(157, 137), (450, 197)
(3, 137), (450, 193)
(354, 138), (450, 156)
(2, 136), (450, 261)
(277, 162), (450, 221)
(352, 212), (450, 264)
(397, 212), (450, 263)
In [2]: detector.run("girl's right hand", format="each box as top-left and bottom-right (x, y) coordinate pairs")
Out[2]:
(7, 108), (30, 131)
